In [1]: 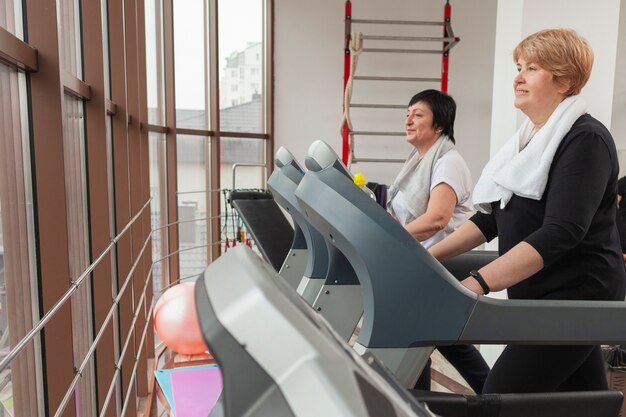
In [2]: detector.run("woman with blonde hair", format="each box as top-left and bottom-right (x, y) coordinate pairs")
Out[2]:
(430, 29), (626, 393)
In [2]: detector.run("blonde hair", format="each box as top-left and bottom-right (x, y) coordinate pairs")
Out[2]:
(513, 29), (594, 96)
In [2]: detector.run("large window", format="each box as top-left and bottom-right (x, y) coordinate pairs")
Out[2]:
(0, 0), (272, 414)
(1, 0), (161, 414)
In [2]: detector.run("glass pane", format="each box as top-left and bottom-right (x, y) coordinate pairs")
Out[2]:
(145, 0), (165, 125)
(174, 0), (208, 129)
(0, 64), (42, 416)
(149, 132), (169, 300)
(220, 137), (265, 190)
(61, 95), (95, 416)
(58, 0), (83, 77)
(101, 0), (111, 100)
(218, 0), (264, 133)
(220, 138), (265, 254)
(0, 0), (24, 38)
(177, 135), (208, 280)
(105, 114), (122, 411)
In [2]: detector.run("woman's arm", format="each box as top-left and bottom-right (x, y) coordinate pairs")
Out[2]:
(463, 242), (544, 294)
(404, 183), (457, 241)
(428, 220), (487, 261)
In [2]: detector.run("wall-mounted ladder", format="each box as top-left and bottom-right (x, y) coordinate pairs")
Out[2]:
(341, 0), (460, 166)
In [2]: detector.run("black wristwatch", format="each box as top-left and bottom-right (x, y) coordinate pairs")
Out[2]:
(469, 269), (490, 295)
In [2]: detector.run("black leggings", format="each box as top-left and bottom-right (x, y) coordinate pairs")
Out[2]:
(483, 345), (607, 393)
(415, 344), (490, 394)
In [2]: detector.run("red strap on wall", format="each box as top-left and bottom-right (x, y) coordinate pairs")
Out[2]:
(342, 0), (352, 165)
(441, 1), (451, 93)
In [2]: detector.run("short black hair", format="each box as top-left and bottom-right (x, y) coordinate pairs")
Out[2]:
(408, 89), (457, 143)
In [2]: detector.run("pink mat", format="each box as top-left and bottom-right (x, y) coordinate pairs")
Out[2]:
(170, 366), (223, 416)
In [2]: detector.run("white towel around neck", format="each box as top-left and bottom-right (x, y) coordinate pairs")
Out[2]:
(388, 135), (455, 222)
(473, 95), (587, 214)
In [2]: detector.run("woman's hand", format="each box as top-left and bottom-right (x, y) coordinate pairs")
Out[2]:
(428, 220), (487, 261)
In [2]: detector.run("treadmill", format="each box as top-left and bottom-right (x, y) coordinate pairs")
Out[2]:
(194, 245), (623, 417)
(292, 139), (625, 415)
(268, 146), (364, 341)
(194, 245), (434, 417)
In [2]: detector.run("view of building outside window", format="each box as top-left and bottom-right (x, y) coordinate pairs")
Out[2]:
(219, 42), (262, 109)
(218, 0), (264, 135)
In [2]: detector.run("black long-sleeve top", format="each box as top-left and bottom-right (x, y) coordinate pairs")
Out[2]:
(471, 114), (626, 301)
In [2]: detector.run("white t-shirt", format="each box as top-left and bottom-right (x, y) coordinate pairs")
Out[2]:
(391, 149), (474, 248)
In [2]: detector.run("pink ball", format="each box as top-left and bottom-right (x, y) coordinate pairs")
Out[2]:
(154, 282), (207, 355)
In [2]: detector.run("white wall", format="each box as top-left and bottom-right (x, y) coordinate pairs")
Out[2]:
(274, 0), (344, 168)
(613, 2), (626, 175)
(446, 0), (497, 183)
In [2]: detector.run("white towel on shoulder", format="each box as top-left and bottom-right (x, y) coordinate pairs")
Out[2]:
(388, 136), (455, 222)
(473, 95), (587, 214)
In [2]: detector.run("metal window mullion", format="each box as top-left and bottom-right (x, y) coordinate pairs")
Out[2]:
(163, 0), (180, 286)
(208, 0), (220, 263)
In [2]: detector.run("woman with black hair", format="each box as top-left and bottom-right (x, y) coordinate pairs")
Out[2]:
(388, 89), (490, 393)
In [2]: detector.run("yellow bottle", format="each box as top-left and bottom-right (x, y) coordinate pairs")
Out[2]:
(353, 172), (376, 200)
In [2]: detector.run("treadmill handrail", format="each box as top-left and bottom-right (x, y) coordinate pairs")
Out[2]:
(295, 163), (626, 347)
